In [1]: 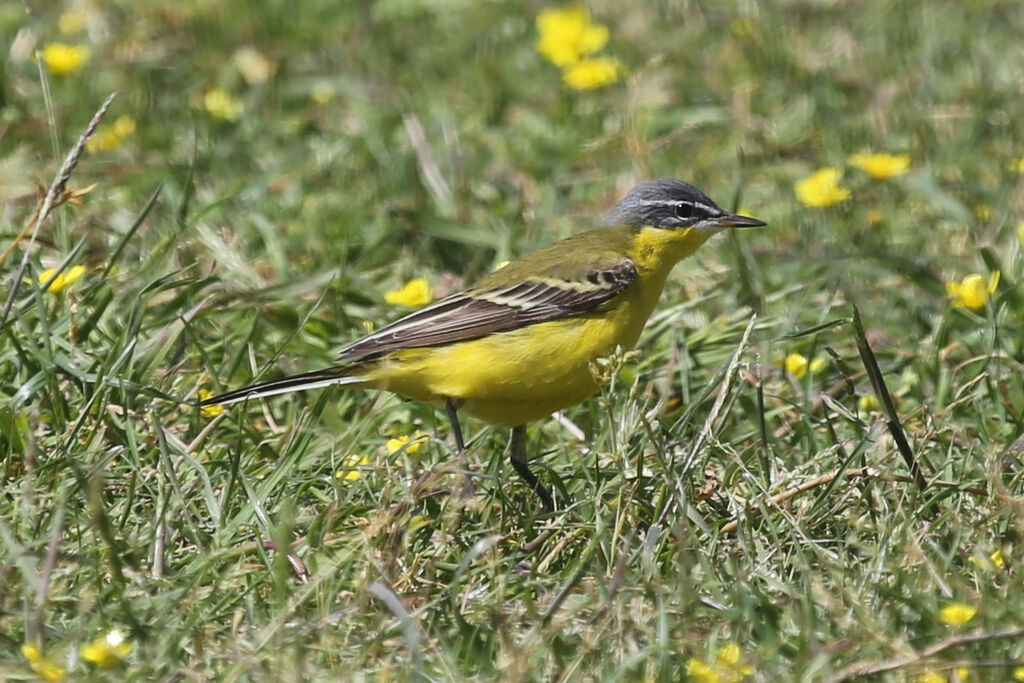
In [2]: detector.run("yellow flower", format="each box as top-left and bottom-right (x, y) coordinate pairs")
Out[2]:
(1014, 664), (1024, 680)
(916, 673), (945, 683)
(794, 168), (851, 208)
(954, 667), (970, 680)
(233, 47), (275, 85)
(784, 353), (825, 380)
(114, 115), (137, 137)
(386, 431), (427, 456)
(563, 56), (621, 90)
(849, 152), (911, 179)
(384, 277), (432, 308)
(1009, 155), (1024, 173)
(686, 658), (721, 683)
(38, 265), (85, 293)
(21, 643), (66, 682)
(87, 115), (137, 153)
(857, 394), (879, 412)
(715, 644), (744, 669)
(990, 549), (1005, 569)
(968, 549), (1005, 572)
(939, 602), (977, 626)
(58, 10), (87, 36)
(41, 42), (90, 76)
(197, 389), (224, 418)
(336, 454), (370, 481)
(686, 643), (753, 683)
(203, 88), (244, 121)
(945, 271), (999, 310)
(536, 6), (609, 68)
(1016, 220), (1024, 242)
(80, 629), (132, 668)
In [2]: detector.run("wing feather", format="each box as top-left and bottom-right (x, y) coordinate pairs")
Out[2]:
(338, 259), (637, 362)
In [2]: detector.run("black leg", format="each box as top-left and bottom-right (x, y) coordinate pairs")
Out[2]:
(445, 398), (465, 453)
(510, 425), (554, 512)
(444, 398), (475, 502)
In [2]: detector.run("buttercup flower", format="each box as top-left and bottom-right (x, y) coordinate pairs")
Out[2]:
(562, 56), (621, 90)
(990, 549), (1005, 570)
(42, 42), (90, 76)
(686, 657), (720, 683)
(1016, 221), (1024, 243)
(385, 278), (432, 308)
(386, 432), (427, 456)
(784, 353), (825, 380)
(21, 643), (66, 682)
(946, 271), (999, 310)
(197, 389), (224, 418)
(968, 549), (1005, 572)
(849, 152), (910, 179)
(1009, 155), (1024, 173)
(203, 88), (244, 121)
(87, 115), (137, 153)
(80, 629), (132, 668)
(939, 602), (977, 626)
(794, 168), (851, 208)
(336, 454), (370, 481)
(536, 6), (609, 68)
(536, 5), (620, 89)
(38, 265), (85, 293)
(686, 642), (754, 683)
(857, 394), (879, 412)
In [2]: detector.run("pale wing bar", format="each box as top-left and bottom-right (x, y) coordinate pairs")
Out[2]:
(338, 259), (637, 362)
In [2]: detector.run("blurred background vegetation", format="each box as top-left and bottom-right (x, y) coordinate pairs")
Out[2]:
(2, 0), (1022, 679)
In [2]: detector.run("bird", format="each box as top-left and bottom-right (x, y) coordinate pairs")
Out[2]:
(202, 178), (765, 511)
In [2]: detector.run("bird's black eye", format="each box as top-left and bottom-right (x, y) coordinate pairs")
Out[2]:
(675, 202), (694, 219)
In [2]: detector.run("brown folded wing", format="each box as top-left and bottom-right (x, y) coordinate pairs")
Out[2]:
(338, 259), (637, 362)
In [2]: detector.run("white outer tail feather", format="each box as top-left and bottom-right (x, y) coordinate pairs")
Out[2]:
(204, 371), (364, 406)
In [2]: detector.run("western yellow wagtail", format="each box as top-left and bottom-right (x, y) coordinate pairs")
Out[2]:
(202, 178), (765, 511)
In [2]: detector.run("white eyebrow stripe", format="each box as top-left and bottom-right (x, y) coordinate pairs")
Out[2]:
(635, 198), (721, 214)
(637, 199), (679, 206)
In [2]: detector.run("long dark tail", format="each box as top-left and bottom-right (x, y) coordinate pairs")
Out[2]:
(201, 367), (365, 406)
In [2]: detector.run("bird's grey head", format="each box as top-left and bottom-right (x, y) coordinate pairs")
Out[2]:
(602, 178), (766, 230)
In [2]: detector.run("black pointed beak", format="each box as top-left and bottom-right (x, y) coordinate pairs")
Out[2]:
(717, 212), (767, 228)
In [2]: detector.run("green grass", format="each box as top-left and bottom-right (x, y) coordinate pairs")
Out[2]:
(2, 0), (1023, 679)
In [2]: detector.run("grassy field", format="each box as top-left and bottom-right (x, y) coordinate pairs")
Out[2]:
(3, 0), (1023, 680)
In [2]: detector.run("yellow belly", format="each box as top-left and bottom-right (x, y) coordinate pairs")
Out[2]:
(360, 296), (656, 427)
